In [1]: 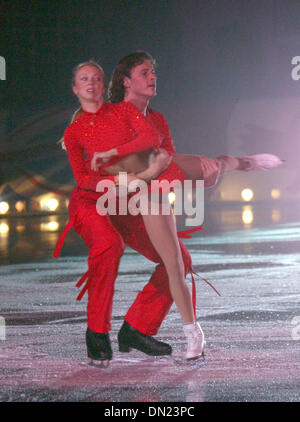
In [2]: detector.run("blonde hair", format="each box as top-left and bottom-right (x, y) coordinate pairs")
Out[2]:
(58, 60), (105, 150)
(71, 60), (105, 87)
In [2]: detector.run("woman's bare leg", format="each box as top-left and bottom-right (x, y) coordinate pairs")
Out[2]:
(173, 153), (282, 188)
(173, 154), (241, 187)
(142, 211), (195, 324)
(142, 209), (206, 359)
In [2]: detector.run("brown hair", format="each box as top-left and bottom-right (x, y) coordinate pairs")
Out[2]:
(58, 60), (104, 149)
(107, 51), (156, 103)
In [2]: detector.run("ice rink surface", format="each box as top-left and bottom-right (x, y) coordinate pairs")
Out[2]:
(0, 202), (300, 402)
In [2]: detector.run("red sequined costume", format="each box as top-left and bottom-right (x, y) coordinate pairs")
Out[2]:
(54, 101), (195, 335)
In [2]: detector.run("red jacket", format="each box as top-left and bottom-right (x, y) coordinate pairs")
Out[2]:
(64, 101), (178, 191)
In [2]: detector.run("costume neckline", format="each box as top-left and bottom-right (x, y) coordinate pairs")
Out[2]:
(122, 100), (149, 116)
(82, 102), (105, 116)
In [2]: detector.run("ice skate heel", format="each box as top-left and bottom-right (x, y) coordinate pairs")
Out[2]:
(119, 343), (131, 353)
(117, 321), (172, 356)
(187, 340), (206, 361)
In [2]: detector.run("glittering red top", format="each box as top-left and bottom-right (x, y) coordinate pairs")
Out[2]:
(64, 100), (184, 191)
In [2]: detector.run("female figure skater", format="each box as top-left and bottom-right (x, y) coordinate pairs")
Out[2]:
(58, 60), (192, 363)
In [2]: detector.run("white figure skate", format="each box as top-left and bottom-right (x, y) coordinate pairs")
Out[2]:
(183, 322), (206, 360)
(240, 153), (283, 171)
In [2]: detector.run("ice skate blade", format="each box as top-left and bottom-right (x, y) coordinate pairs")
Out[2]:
(185, 338), (206, 361)
(173, 355), (207, 367)
(186, 353), (206, 362)
(88, 359), (110, 368)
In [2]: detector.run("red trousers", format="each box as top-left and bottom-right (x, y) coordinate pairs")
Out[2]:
(67, 187), (192, 335)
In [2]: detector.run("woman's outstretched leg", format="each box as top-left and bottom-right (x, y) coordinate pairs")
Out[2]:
(173, 153), (283, 188)
(173, 154), (237, 187)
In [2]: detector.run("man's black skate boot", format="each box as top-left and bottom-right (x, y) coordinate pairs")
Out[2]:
(118, 321), (172, 356)
(86, 328), (113, 361)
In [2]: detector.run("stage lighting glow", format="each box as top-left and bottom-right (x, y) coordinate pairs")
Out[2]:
(241, 188), (254, 202)
(40, 198), (59, 211)
(15, 201), (26, 212)
(271, 189), (281, 199)
(168, 192), (176, 204)
(0, 201), (9, 214)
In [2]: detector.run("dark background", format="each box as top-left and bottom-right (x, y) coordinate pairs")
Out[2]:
(0, 0), (299, 189)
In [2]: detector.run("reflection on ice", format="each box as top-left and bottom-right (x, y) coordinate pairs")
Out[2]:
(16, 224), (26, 233)
(0, 201), (300, 265)
(40, 221), (60, 231)
(0, 222), (9, 234)
(242, 206), (253, 225)
(1, 206), (300, 402)
(186, 222), (300, 245)
(271, 209), (281, 223)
